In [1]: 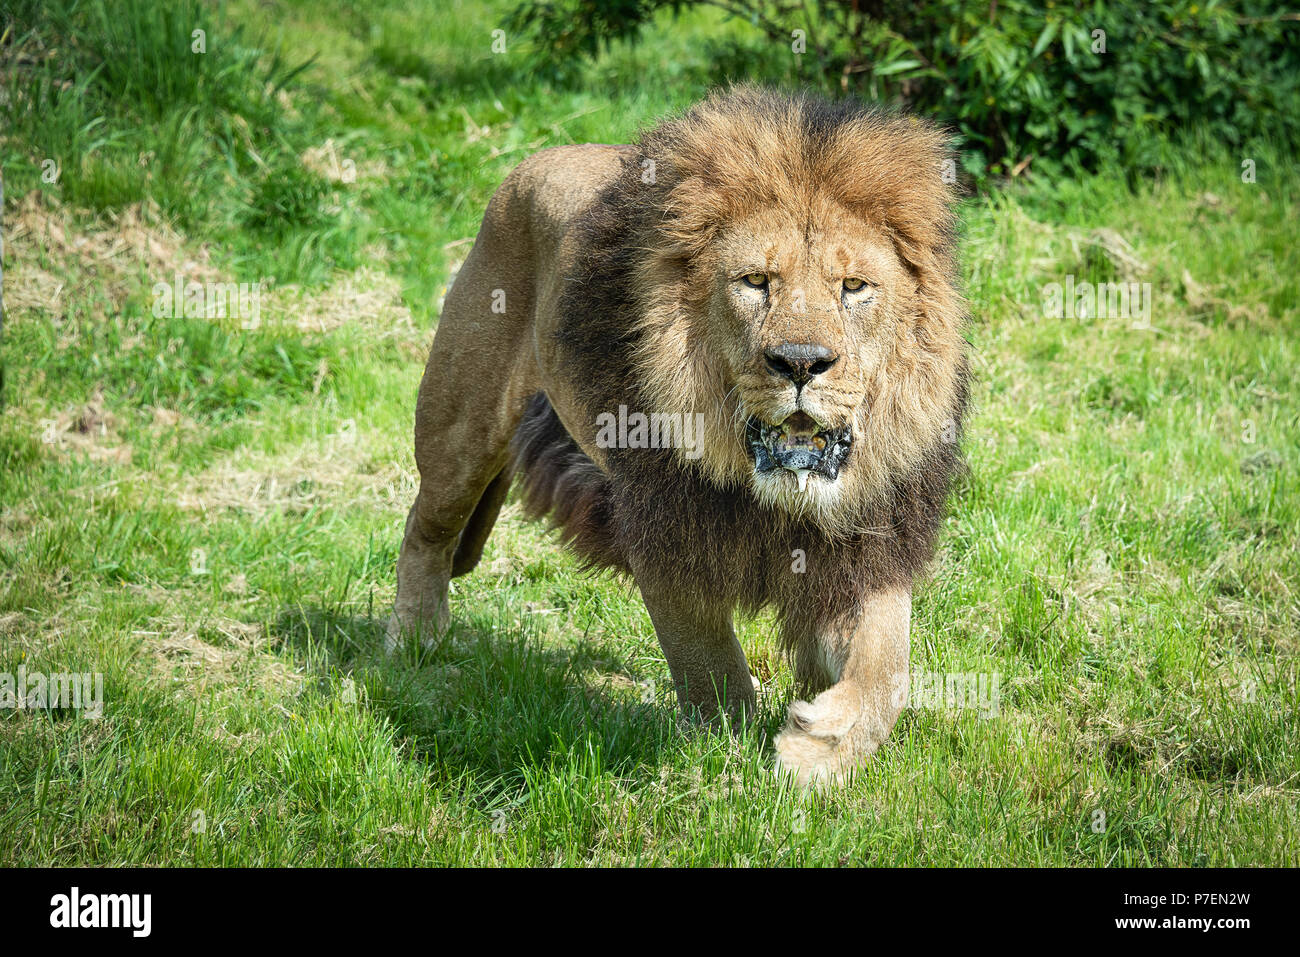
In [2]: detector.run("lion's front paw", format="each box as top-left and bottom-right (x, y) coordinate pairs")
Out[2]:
(773, 684), (881, 788)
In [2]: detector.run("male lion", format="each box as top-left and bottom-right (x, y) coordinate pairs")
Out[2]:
(390, 87), (969, 786)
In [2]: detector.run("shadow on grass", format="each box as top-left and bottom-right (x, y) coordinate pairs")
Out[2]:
(265, 603), (773, 794)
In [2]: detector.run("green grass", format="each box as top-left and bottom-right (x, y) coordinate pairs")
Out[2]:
(1, 0), (1296, 866)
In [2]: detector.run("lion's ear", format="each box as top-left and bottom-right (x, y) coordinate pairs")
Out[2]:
(828, 114), (960, 321)
(889, 204), (963, 342)
(655, 173), (724, 259)
(883, 130), (963, 338)
(897, 252), (964, 354)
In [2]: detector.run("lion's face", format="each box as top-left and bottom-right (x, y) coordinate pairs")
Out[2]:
(705, 198), (912, 512)
(627, 88), (967, 536)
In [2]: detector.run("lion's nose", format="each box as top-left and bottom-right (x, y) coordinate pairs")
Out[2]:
(764, 343), (839, 385)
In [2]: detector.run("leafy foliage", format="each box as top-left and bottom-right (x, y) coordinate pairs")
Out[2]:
(510, 0), (1300, 179)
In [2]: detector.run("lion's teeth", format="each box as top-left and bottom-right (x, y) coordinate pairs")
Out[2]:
(796, 469), (809, 493)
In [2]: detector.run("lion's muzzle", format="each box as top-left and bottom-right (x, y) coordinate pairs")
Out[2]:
(747, 410), (852, 488)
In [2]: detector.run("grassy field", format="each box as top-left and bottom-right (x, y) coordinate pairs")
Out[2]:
(1, 0), (1296, 865)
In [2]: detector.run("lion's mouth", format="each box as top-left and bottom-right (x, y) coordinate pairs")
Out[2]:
(746, 411), (852, 490)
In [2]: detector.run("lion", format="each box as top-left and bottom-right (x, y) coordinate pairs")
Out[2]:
(389, 87), (969, 787)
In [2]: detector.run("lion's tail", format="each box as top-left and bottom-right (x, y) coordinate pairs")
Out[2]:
(509, 392), (627, 573)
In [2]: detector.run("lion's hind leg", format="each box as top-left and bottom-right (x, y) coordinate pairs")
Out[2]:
(387, 245), (539, 652)
(451, 466), (512, 578)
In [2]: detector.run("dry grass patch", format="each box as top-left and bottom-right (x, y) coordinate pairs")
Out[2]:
(170, 428), (415, 515)
(147, 616), (302, 702)
(5, 192), (220, 315)
(35, 387), (133, 465)
(259, 265), (421, 337)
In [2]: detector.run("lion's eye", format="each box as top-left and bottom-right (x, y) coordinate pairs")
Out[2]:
(741, 273), (768, 288)
(843, 277), (867, 292)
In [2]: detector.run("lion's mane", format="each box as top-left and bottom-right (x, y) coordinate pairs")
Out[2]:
(511, 87), (970, 635)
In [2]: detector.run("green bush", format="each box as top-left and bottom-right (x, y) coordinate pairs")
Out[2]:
(510, 0), (1300, 179)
